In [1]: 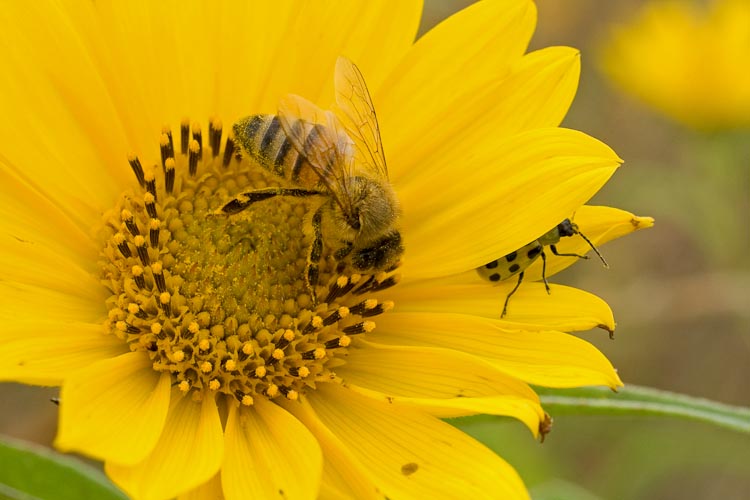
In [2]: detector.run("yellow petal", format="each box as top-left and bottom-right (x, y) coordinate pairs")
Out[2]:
(212, 1), (422, 116)
(319, 483), (363, 500)
(222, 399), (322, 500)
(373, 312), (622, 389)
(491, 283), (616, 335)
(0, 321), (127, 385)
(345, 382), (543, 436)
(338, 340), (538, 401)
(0, 282), (103, 325)
(304, 384), (530, 500)
(59, 1), (419, 142)
(396, 128), (621, 281)
(56, 352), (171, 465)
(300, 1), (423, 94)
(0, 166), (101, 316)
(494, 46), (581, 130)
(0, 4), (129, 213)
(379, 0), (536, 172)
(0, 161), (98, 263)
(336, 340), (542, 431)
(390, 276), (616, 332)
(106, 391), (223, 500)
(0, 228), (102, 315)
(0, 245), (102, 306)
(178, 473), (224, 500)
(520, 205), (655, 281)
(387, 45), (580, 181)
(0, 1), (421, 214)
(277, 399), (383, 500)
(574, 205), (655, 243)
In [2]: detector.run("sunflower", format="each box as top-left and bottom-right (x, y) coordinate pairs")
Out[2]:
(599, 0), (750, 130)
(0, 1), (651, 499)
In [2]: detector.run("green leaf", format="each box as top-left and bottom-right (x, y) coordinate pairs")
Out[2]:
(536, 384), (750, 434)
(0, 436), (127, 500)
(531, 479), (603, 500)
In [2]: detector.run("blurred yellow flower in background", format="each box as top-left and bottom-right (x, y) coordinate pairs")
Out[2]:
(599, 0), (750, 131)
(0, 1), (651, 499)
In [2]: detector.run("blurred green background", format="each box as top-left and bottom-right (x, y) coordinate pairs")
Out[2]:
(2, 1), (748, 499)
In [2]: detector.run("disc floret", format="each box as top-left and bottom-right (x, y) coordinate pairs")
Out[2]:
(99, 119), (399, 404)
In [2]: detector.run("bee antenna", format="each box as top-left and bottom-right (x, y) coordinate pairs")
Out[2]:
(577, 230), (609, 268)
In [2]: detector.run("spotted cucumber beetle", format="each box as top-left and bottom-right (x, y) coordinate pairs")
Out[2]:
(477, 219), (608, 317)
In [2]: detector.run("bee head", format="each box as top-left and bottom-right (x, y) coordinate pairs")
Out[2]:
(338, 177), (400, 245)
(327, 176), (403, 271)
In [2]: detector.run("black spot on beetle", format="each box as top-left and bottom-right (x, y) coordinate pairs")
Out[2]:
(505, 251), (517, 262)
(485, 260), (499, 269)
(509, 263), (520, 273)
(488, 273), (501, 282)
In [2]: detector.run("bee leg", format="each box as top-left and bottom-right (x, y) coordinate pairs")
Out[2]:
(549, 244), (588, 260)
(333, 243), (354, 273)
(501, 271), (525, 318)
(216, 187), (322, 215)
(334, 242), (353, 260)
(305, 205), (325, 306)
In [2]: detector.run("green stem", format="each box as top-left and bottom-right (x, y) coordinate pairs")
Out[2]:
(536, 384), (750, 434)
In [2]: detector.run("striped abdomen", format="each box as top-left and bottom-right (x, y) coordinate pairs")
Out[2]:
(233, 115), (316, 186)
(477, 240), (544, 282)
(476, 220), (572, 282)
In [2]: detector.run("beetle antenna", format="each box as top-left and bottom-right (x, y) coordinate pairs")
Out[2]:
(577, 230), (609, 268)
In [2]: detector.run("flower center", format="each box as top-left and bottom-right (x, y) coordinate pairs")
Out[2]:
(99, 118), (397, 405)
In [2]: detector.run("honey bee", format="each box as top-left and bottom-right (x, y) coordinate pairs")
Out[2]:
(477, 219), (608, 317)
(218, 57), (402, 302)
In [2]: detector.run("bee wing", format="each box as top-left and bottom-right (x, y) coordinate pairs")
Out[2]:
(334, 56), (389, 180)
(278, 93), (357, 219)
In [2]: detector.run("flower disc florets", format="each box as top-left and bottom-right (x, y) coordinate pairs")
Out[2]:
(99, 119), (396, 405)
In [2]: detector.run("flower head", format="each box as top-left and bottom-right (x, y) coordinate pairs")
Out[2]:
(599, 0), (750, 130)
(0, 1), (651, 499)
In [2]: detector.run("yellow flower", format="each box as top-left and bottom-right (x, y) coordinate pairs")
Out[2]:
(0, 1), (651, 499)
(599, 0), (750, 130)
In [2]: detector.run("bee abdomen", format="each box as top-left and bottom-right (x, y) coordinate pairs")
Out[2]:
(477, 240), (543, 282)
(233, 115), (307, 181)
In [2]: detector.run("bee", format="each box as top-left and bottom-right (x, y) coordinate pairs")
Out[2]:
(217, 57), (402, 302)
(477, 219), (608, 317)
